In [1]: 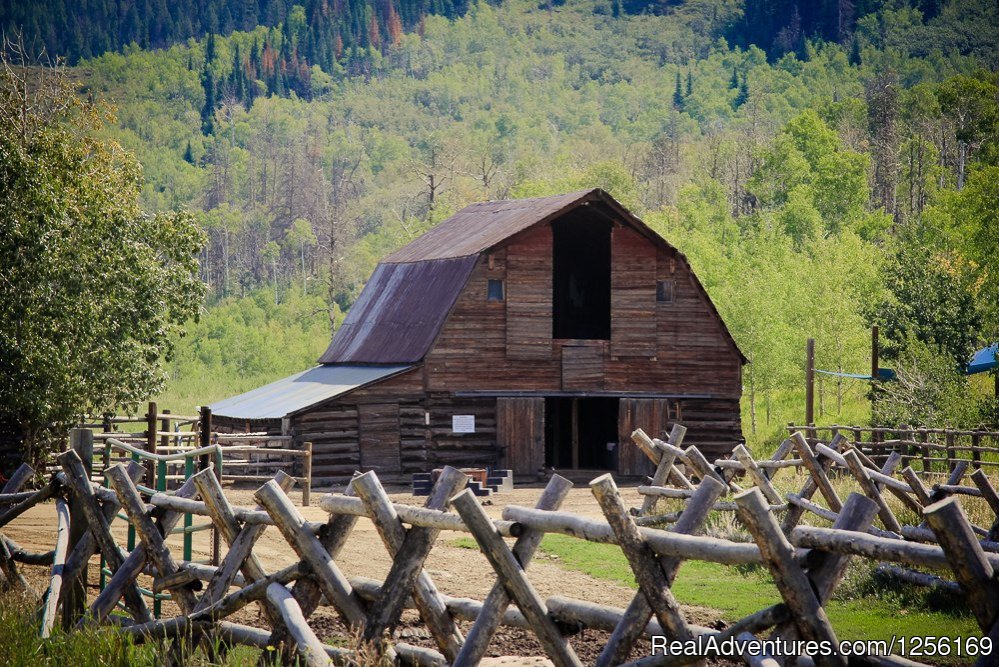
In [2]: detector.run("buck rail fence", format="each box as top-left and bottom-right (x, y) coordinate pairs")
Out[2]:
(787, 424), (999, 475)
(72, 403), (314, 505)
(0, 427), (996, 665)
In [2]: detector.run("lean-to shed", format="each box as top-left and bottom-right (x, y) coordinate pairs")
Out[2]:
(211, 189), (746, 482)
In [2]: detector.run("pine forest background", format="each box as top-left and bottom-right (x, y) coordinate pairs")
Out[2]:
(3, 0), (998, 451)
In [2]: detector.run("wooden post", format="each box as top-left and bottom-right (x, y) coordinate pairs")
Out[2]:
(770, 492), (879, 644)
(39, 497), (70, 637)
(924, 496), (999, 634)
(360, 467), (466, 659)
(597, 475), (726, 667)
(87, 475), (199, 624)
(63, 429), (92, 626)
(640, 425), (687, 515)
(733, 445), (782, 505)
(145, 401), (157, 488)
(192, 468), (295, 614)
(451, 489), (582, 667)
(106, 465), (199, 613)
(59, 462), (144, 612)
(254, 480), (368, 630)
(734, 488), (845, 667)
(870, 325), (879, 419)
(571, 398), (579, 470)
(199, 405), (213, 470)
(919, 429), (930, 473)
(57, 450), (152, 624)
(457, 474), (574, 665)
(971, 432), (982, 470)
(781, 433), (843, 534)
(970, 470), (999, 542)
(805, 338), (815, 426)
(264, 475), (362, 661)
(265, 583), (334, 667)
(842, 449), (902, 534)
(302, 442), (312, 507)
(590, 474), (698, 661)
(946, 431), (957, 474)
(791, 432), (842, 513)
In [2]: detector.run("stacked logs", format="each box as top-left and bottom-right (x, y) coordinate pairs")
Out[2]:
(0, 439), (995, 666)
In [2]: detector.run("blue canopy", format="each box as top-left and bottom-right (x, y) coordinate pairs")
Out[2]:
(967, 343), (998, 375)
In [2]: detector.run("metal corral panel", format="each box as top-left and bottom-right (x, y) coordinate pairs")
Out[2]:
(208, 364), (413, 420)
(318, 256), (477, 364)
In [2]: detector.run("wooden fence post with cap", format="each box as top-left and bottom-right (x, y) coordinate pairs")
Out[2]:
(63, 429), (92, 627)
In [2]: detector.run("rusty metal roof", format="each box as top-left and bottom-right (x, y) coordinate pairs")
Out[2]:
(383, 190), (596, 263)
(318, 256), (478, 364)
(208, 364), (414, 419)
(321, 189), (747, 365)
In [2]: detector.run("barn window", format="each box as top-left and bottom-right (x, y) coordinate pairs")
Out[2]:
(553, 213), (611, 339)
(487, 279), (505, 301)
(656, 279), (675, 303)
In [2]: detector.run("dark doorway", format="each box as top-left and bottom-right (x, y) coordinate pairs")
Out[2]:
(552, 213), (611, 339)
(544, 397), (619, 470)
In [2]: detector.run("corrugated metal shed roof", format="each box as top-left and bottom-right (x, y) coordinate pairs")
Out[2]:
(383, 190), (595, 263)
(318, 256), (477, 364)
(208, 364), (413, 419)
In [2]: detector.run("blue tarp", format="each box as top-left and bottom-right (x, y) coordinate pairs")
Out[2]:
(967, 343), (998, 375)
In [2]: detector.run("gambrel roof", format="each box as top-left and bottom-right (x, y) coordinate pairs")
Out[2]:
(318, 189), (747, 365)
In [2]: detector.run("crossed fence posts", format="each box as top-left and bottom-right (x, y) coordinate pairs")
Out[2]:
(0, 428), (996, 666)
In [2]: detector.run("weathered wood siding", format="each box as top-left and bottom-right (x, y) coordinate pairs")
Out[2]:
(505, 227), (553, 359)
(421, 217), (744, 463)
(496, 397), (544, 476)
(610, 227), (657, 358)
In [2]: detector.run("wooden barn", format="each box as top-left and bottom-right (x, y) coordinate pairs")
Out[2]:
(210, 189), (746, 482)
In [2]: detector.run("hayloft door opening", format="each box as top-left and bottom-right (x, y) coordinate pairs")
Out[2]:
(552, 215), (611, 340)
(544, 397), (618, 470)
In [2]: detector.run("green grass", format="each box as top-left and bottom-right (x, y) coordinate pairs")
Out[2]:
(530, 534), (979, 661)
(0, 593), (261, 666)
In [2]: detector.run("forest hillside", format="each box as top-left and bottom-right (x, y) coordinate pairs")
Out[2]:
(4, 0), (998, 448)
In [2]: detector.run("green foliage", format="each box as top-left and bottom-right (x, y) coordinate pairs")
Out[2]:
(874, 335), (980, 428)
(160, 286), (337, 412)
(30, 0), (997, 439)
(875, 232), (983, 369)
(0, 59), (205, 463)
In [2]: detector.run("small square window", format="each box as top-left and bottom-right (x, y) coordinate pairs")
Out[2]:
(656, 279), (675, 303)
(487, 278), (505, 302)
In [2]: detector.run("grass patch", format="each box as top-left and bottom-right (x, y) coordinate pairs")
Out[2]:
(536, 533), (978, 661)
(0, 592), (260, 666)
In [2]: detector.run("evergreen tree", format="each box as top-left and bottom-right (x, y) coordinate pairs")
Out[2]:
(734, 73), (749, 108)
(673, 70), (684, 110)
(849, 37), (861, 66)
(183, 140), (195, 164)
(730, 66), (739, 89)
(200, 61), (216, 135)
(686, 70), (693, 97)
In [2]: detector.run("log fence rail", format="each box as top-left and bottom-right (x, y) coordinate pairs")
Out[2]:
(0, 426), (995, 665)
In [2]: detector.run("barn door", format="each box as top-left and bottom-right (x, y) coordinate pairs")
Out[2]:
(617, 397), (669, 476)
(611, 227), (656, 358)
(497, 397), (544, 477)
(358, 403), (401, 473)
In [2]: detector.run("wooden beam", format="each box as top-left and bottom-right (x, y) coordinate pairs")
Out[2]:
(456, 474), (574, 665)
(452, 489), (582, 667)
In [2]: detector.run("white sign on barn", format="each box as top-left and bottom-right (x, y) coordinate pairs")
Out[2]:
(452, 415), (475, 433)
